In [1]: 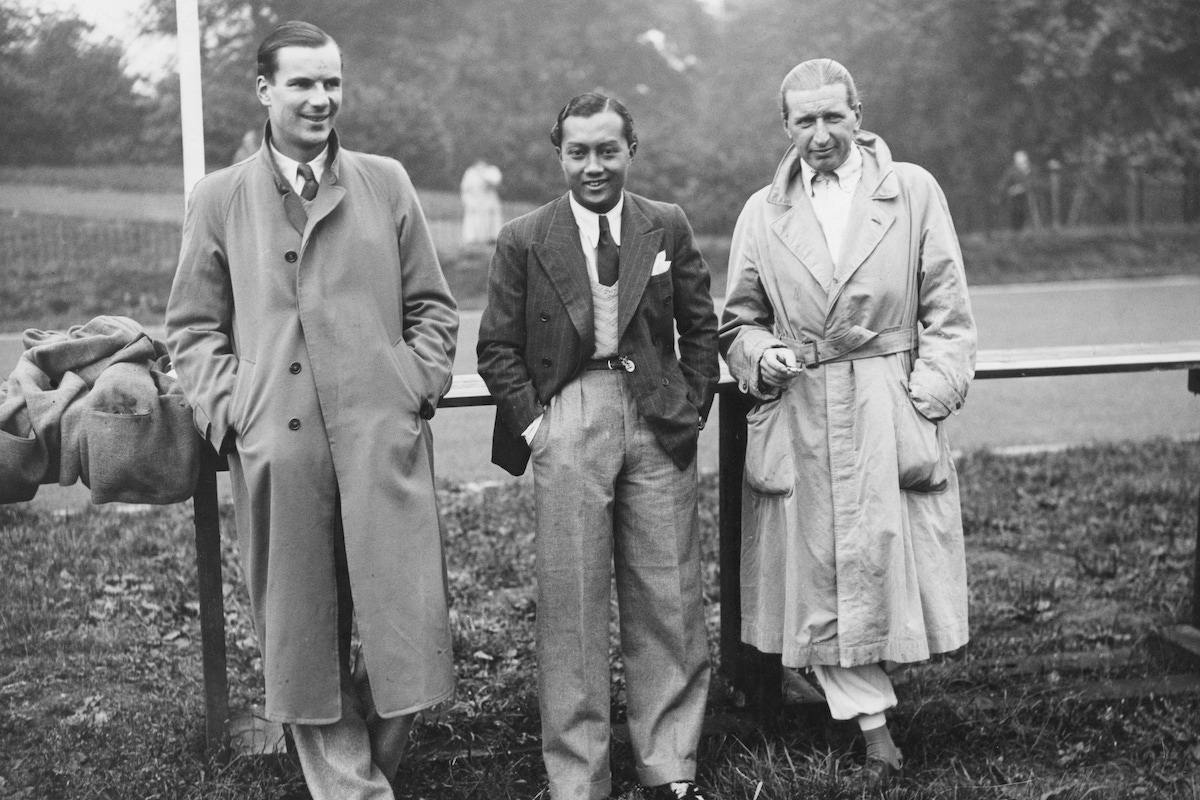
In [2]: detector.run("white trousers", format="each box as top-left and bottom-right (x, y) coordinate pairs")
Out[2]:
(810, 663), (897, 721)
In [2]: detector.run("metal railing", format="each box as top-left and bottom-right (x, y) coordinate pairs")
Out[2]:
(190, 341), (1200, 752)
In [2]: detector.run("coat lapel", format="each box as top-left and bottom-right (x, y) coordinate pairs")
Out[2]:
(532, 195), (593, 341)
(827, 153), (897, 311)
(616, 195), (664, 340)
(766, 148), (833, 297)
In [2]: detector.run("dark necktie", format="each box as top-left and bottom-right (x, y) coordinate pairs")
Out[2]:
(596, 214), (619, 286)
(297, 163), (318, 201)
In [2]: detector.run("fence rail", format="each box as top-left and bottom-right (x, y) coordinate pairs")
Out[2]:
(191, 341), (1200, 752)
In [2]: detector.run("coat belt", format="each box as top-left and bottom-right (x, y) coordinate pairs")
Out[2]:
(779, 326), (916, 368)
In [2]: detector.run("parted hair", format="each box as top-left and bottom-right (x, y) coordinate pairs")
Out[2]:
(550, 92), (638, 150)
(257, 21), (337, 81)
(779, 58), (860, 121)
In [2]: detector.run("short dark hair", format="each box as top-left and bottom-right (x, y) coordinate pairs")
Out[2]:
(550, 92), (637, 150)
(257, 21), (337, 82)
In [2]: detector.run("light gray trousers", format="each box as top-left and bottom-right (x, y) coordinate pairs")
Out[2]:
(531, 370), (711, 800)
(290, 496), (416, 800)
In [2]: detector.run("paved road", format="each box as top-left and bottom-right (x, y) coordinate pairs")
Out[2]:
(4, 276), (1199, 508)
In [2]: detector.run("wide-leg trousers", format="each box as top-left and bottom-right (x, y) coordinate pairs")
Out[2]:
(531, 370), (711, 800)
(289, 495), (416, 800)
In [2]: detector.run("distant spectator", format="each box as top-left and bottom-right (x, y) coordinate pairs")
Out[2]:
(997, 149), (1041, 230)
(460, 159), (503, 245)
(231, 128), (259, 164)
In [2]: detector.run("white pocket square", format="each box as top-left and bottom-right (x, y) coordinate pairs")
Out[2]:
(651, 251), (672, 275)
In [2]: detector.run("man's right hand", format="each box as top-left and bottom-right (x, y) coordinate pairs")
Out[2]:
(759, 346), (800, 390)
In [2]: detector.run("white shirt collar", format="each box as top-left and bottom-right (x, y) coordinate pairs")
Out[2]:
(800, 143), (862, 197)
(269, 142), (330, 196)
(568, 192), (624, 249)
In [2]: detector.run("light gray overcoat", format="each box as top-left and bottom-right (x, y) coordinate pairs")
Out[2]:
(720, 132), (976, 669)
(166, 130), (458, 723)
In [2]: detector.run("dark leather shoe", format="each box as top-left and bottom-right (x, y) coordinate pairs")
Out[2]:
(643, 780), (714, 800)
(857, 756), (903, 791)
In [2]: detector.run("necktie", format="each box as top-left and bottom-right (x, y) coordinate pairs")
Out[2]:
(297, 163), (318, 201)
(596, 214), (619, 286)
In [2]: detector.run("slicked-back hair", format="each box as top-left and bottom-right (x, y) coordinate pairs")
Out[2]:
(550, 92), (637, 151)
(779, 58), (860, 122)
(257, 20), (337, 82)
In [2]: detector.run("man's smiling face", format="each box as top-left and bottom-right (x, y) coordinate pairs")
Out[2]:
(257, 41), (342, 163)
(557, 110), (634, 214)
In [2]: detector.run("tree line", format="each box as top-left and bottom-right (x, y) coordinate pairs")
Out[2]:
(3, 0), (1198, 233)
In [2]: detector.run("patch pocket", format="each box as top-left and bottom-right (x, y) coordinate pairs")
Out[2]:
(895, 398), (948, 493)
(744, 398), (794, 496)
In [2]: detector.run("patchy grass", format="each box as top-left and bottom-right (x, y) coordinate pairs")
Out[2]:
(2, 439), (1198, 798)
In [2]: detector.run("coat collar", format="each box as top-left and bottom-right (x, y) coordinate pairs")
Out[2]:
(533, 191), (664, 344)
(766, 130), (898, 311)
(259, 123), (347, 241)
(766, 129), (897, 207)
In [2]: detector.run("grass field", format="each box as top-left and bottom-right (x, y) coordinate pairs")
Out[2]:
(1, 440), (1198, 798)
(2, 169), (1200, 798)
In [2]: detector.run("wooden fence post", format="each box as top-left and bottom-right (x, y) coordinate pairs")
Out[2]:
(718, 389), (782, 720)
(192, 443), (229, 756)
(1190, 368), (1200, 629)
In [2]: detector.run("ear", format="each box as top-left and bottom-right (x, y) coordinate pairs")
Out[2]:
(256, 76), (271, 107)
(853, 102), (864, 131)
(628, 140), (637, 159)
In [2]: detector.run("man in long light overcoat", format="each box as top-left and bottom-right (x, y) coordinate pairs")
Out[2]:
(721, 58), (976, 789)
(166, 21), (458, 800)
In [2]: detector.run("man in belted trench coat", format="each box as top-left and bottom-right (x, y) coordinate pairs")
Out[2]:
(478, 93), (720, 800)
(720, 58), (976, 789)
(166, 21), (457, 800)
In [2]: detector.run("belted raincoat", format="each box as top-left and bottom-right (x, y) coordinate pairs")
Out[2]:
(166, 129), (458, 723)
(719, 131), (976, 668)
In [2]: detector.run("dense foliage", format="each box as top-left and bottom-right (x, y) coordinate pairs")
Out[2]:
(3, 0), (1199, 232)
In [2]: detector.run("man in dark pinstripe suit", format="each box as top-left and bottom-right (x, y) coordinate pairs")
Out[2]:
(477, 93), (720, 800)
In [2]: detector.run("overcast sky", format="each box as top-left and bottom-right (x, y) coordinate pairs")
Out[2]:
(19, 0), (173, 79)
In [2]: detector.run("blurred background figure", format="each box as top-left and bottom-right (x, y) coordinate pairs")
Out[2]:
(997, 149), (1041, 231)
(460, 158), (503, 245)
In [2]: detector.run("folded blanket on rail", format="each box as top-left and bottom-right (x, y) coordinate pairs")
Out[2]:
(0, 315), (199, 504)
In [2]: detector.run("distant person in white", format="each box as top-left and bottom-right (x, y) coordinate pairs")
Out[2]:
(460, 159), (503, 245)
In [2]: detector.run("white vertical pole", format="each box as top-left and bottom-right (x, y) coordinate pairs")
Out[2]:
(176, 0), (205, 204)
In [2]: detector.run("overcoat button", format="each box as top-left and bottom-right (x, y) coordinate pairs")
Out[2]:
(540, 312), (550, 322)
(541, 358), (552, 367)
(284, 250), (298, 263)
(288, 418), (301, 430)
(289, 362), (301, 374)
(662, 378), (669, 386)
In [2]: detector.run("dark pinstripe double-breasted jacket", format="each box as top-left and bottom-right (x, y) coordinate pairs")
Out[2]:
(477, 191), (719, 476)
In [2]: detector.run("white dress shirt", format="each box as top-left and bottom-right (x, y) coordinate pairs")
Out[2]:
(799, 144), (862, 285)
(522, 194), (626, 445)
(568, 192), (624, 282)
(269, 142), (330, 197)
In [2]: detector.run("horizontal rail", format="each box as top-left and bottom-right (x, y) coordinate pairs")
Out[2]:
(443, 341), (1200, 406)
(196, 339), (1200, 752)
